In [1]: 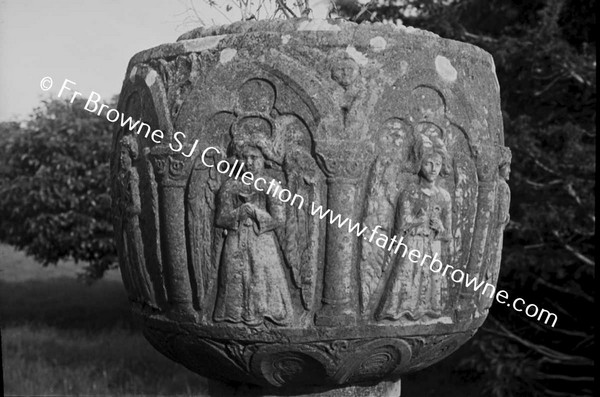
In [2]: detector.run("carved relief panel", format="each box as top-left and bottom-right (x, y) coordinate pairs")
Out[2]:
(112, 19), (509, 390)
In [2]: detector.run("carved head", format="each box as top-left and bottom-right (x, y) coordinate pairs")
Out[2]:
(413, 134), (450, 181)
(330, 56), (359, 88)
(119, 134), (138, 169)
(241, 146), (264, 173)
(230, 137), (280, 174)
(420, 152), (443, 182)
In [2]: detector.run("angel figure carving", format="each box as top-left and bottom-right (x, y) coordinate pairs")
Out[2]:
(377, 135), (452, 321)
(213, 138), (293, 327)
(115, 135), (157, 307)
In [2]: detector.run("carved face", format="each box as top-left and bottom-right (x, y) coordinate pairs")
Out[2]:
(119, 147), (132, 169)
(420, 152), (443, 183)
(241, 146), (264, 174)
(331, 59), (359, 88)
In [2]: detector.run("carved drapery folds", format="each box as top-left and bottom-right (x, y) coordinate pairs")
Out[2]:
(111, 19), (509, 391)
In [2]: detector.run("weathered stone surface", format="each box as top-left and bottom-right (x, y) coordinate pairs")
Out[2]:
(111, 18), (509, 393)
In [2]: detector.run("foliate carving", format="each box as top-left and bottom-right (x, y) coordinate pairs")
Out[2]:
(150, 147), (196, 187)
(142, 319), (424, 389)
(114, 19), (506, 391)
(319, 340), (350, 360)
(252, 350), (328, 388)
(315, 142), (374, 180)
(407, 330), (476, 371)
(332, 339), (412, 384)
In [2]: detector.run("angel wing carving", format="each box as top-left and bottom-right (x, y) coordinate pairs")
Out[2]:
(276, 146), (323, 311)
(359, 156), (407, 313)
(186, 147), (227, 310)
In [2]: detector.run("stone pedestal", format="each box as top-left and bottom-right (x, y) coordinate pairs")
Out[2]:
(207, 378), (401, 396)
(111, 18), (509, 396)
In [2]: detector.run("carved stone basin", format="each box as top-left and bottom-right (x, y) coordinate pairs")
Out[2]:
(111, 18), (510, 394)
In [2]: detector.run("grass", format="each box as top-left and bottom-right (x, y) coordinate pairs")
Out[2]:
(0, 245), (208, 396)
(0, 244), (484, 396)
(3, 326), (208, 396)
(0, 278), (135, 332)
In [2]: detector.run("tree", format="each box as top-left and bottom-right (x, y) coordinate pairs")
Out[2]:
(333, 0), (595, 395)
(0, 98), (117, 280)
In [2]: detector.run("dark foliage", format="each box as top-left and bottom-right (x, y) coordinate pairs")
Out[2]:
(0, 99), (117, 280)
(333, 0), (595, 395)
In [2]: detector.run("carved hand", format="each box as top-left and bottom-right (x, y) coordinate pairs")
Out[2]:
(429, 217), (444, 233)
(415, 208), (428, 223)
(240, 203), (256, 220)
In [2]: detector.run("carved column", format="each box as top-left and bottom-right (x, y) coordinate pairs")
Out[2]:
(315, 142), (373, 326)
(149, 145), (197, 321)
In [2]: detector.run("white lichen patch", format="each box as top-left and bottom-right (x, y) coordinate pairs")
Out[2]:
(219, 48), (237, 64)
(129, 66), (138, 83)
(395, 24), (439, 38)
(346, 45), (368, 66)
(369, 36), (387, 52)
(183, 35), (226, 52)
(281, 34), (291, 45)
(297, 19), (341, 31)
(145, 69), (158, 87)
(400, 60), (409, 76)
(435, 55), (458, 82)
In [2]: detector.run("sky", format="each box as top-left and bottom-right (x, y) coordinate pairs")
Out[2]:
(0, 0), (330, 121)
